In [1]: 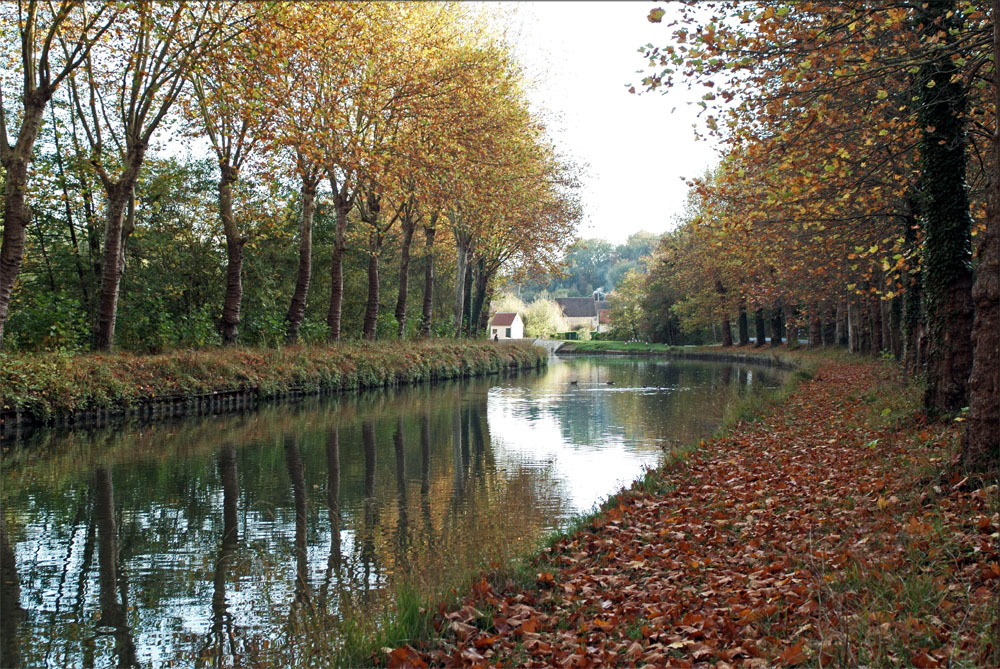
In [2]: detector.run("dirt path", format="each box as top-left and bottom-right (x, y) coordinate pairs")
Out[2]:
(387, 360), (998, 668)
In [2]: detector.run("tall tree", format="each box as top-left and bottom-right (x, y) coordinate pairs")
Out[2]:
(0, 0), (117, 347)
(187, 4), (274, 344)
(960, 0), (999, 472)
(66, 1), (231, 350)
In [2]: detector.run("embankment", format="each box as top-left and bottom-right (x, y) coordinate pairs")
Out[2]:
(0, 340), (545, 435)
(557, 340), (797, 368)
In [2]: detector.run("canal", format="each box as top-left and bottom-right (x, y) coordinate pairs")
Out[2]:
(0, 355), (784, 667)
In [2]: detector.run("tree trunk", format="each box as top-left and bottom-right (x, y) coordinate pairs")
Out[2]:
(809, 306), (822, 349)
(770, 306), (783, 347)
(858, 298), (871, 353)
(880, 298), (890, 353)
(918, 0), (975, 414)
(219, 164), (243, 345)
(871, 296), (883, 353)
(786, 309), (798, 349)
(737, 300), (749, 346)
(754, 308), (766, 347)
(720, 318), (733, 347)
(848, 299), (858, 353)
(462, 258), (474, 336)
(960, 0), (1000, 472)
(362, 232), (380, 341)
(478, 284), (494, 334)
(469, 257), (488, 338)
(286, 181), (317, 345)
(903, 216), (925, 373)
(421, 221), (436, 339)
(453, 239), (470, 337)
(0, 91), (48, 349)
(837, 299), (849, 347)
(889, 296), (903, 359)
(327, 198), (350, 342)
(93, 181), (134, 351)
(394, 215), (417, 338)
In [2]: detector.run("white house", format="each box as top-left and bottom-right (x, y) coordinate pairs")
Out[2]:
(489, 312), (523, 340)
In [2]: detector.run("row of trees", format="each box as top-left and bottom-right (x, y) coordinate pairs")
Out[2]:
(637, 1), (996, 470)
(0, 1), (581, 351)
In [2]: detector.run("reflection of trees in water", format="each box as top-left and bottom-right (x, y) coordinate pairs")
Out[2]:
(393, 417), (410, 578)
(284, 436), (312, 612)
(8, 364), (726, 665)
(420, 409), (434, 555)
(94, 466), (138, 667)
(200, 444), (239, 666)
(359, 420), (379, 602)
(318, 425), (342, 613)
(1, 506), (24, 669)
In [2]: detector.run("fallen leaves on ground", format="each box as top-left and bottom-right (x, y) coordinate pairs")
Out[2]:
(385, 360), (999, 667)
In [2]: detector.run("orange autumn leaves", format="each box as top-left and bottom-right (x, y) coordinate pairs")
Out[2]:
(635, 1), (993, 331)
(387, 360), (998, 666)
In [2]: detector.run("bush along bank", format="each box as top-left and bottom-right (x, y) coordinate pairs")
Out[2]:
(0, 340), (546, 433)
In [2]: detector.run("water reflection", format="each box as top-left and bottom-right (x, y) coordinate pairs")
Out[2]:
(1, 356), (783, 666)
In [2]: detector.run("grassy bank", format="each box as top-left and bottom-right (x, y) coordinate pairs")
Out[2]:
(559, 340), (801, 368)
(384, 352), (998, 667)
(558, 340), (683, 354)
(0, 340), (545, 427)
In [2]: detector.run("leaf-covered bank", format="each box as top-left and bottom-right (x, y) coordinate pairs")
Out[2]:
(0, 341), (545, 430)
(388, 356), (998, 667)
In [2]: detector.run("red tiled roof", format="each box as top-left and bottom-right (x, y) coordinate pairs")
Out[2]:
(490, 312), (518, 326)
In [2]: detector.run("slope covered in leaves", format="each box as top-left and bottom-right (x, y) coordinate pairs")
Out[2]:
(388, 359), (998, 667)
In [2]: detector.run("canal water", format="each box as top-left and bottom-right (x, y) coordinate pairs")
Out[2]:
(0, 355), (784, 667)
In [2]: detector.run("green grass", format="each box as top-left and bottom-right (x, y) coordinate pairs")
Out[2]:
(1, 340), (546, 424)
(559, 340), (683, 353)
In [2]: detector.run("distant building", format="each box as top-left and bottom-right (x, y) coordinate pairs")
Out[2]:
(596, 301), (611, 333)
(489, 312), (523, 340)
(555, 297), (598, 330)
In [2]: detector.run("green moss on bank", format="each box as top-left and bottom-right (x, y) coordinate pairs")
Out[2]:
(0, 340), (545, 424)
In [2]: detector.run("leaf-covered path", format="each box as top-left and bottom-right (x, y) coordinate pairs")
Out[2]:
(388, 360), (998, 667)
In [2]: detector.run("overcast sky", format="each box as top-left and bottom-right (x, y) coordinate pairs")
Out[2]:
(499, 1), (720, 245)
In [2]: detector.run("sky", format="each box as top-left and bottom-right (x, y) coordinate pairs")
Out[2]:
(496, 2), (721, 245)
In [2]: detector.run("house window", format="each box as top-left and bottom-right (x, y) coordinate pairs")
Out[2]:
(506, 327), (511, 338)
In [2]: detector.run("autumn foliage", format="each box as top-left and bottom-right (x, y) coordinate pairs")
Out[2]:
(389, 358), (998, 667)
(632, 1), (996, 471)
(0, 2), (581, 351)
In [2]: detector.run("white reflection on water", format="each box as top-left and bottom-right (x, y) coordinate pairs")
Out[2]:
(488, 385), (661, 517)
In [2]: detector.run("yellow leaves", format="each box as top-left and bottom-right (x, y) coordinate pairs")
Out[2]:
(648, 7), (665, 23)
